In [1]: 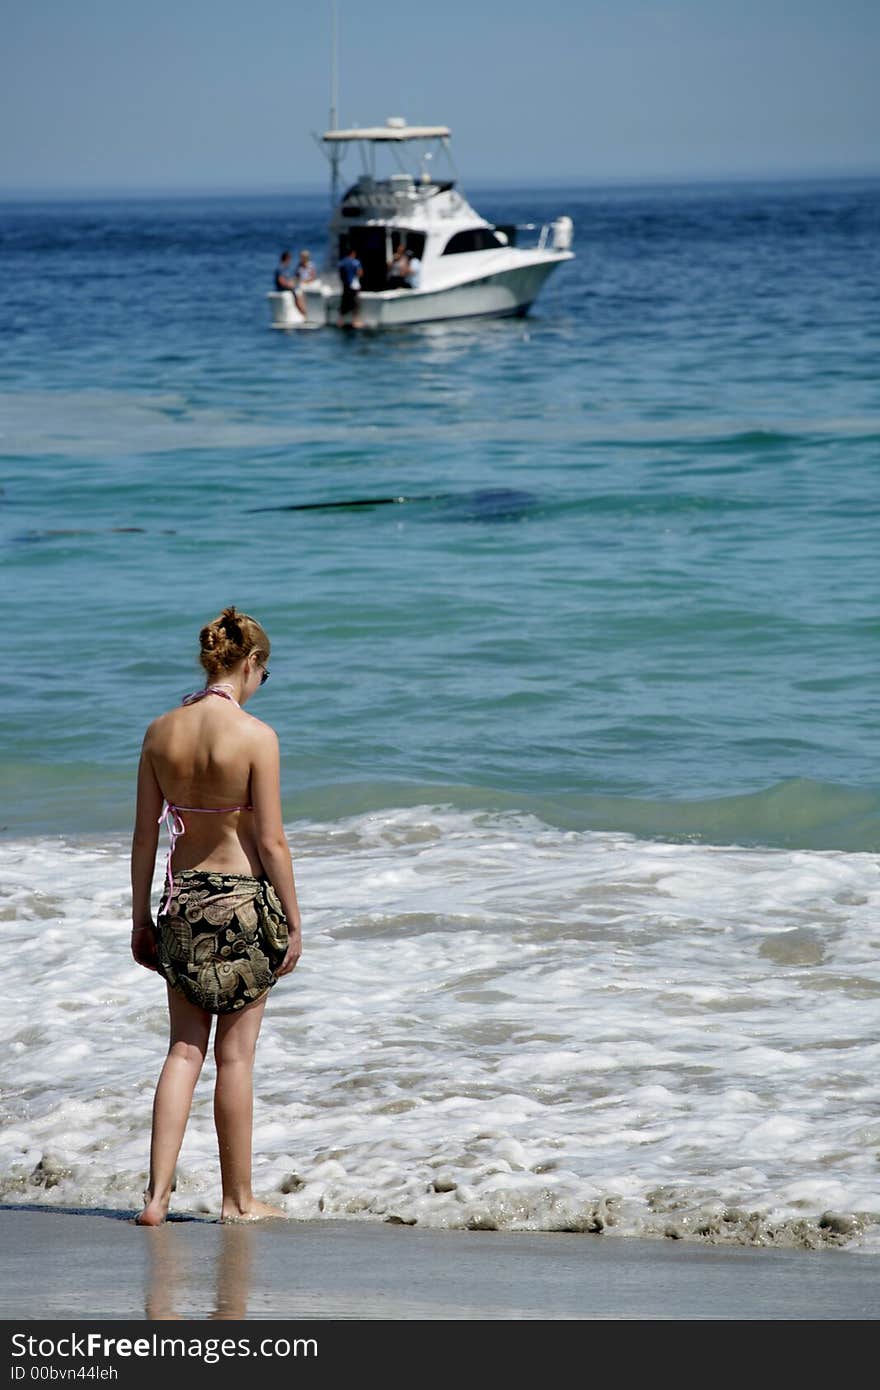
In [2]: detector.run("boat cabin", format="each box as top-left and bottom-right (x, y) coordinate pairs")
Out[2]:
(323, 119), (511, 292)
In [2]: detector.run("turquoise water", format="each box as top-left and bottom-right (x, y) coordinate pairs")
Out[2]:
(2, 179), (880, 844)
(4, 181), (880, 1245)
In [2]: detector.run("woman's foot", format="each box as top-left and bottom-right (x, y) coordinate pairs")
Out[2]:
(136, 1188), (170, 1225)
(136, 1199), (170, 1226)
(220, 1198), (286, 1222)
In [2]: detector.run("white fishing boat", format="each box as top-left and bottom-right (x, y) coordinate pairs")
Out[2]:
(268, 117), (574, 330)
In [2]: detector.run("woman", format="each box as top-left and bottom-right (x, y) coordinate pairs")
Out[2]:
(130, 606), (302, 1225)
(296, 248), (317, 284)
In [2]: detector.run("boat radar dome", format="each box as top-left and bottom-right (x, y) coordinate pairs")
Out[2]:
(386, 116), (406, 128)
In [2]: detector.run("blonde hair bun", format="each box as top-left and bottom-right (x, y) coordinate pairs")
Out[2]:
(199, 606), (270, 678)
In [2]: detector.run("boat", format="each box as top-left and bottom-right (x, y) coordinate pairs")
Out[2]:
(267, 117), (574, 330)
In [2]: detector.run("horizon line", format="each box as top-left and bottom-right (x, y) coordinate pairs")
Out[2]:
(2, 166), (880, 204)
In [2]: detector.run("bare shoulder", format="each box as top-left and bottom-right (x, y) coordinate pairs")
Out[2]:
(242, 712), (280, 750)
(142, 708), (176, 749)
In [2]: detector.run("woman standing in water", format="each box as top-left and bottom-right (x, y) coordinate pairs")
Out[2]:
(130, 607), (302, 1224)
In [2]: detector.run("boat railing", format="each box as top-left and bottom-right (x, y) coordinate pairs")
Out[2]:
(515, 222), (552, 249)
(511, 218), (574, 253)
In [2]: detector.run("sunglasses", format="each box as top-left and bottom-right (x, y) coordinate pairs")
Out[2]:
(260, 667), (270, 686)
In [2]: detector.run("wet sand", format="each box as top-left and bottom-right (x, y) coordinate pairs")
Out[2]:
(1, 1207), (878, 1320)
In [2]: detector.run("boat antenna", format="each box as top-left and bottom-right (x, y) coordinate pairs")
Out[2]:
(329, 0), (341, 209)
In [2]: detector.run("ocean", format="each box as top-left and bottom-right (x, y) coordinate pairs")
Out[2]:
(2, 177), (879, 1248)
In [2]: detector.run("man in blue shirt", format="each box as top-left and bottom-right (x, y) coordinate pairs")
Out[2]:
(337, 247), (364, 328)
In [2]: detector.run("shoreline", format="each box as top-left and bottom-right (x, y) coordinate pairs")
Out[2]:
(2, 1207), (878, 1321)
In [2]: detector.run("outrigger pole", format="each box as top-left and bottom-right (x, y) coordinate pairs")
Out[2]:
(309, 3), (343, 262)
(328, 0), (341, 210)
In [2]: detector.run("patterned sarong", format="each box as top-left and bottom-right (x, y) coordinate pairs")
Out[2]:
(157, 870), (288, 1014)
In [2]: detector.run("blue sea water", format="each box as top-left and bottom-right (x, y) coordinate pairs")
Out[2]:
(2, 178), (879, 842)
(3, 179), (880, 1244)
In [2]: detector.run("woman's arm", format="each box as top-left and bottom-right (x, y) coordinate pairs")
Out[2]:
(130, 733), (163, 970)
(251, 725), (302, 975)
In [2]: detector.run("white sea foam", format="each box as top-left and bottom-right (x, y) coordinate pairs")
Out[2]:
(1, 809), (879, 1250)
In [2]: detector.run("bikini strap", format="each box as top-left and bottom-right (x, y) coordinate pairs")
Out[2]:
(158, 804), (187, 916)
(182, 685), (240, 707)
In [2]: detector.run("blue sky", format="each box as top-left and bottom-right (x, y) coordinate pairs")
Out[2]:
(2, 0), (878, 193)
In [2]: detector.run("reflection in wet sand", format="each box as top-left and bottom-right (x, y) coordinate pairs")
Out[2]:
(145, 1222), (252, 1320)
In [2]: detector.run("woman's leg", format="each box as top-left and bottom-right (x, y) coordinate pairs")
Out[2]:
(137, 985), (211, 1226)
(214, 995), (284, 1219)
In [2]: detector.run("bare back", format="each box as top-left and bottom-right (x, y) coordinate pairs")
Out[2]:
(145, 696), (272, 878)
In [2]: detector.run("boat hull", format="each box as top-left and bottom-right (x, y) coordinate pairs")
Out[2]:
(304, 253), (571, 329)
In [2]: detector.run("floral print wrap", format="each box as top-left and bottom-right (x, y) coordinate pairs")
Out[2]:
(157, 870), (289, 1014)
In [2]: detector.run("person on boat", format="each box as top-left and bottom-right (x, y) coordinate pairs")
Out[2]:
(405, 251), (422, 290)
(386, 244), (410, 289)
(296, 249), (317, 285)
(386, 244), (421, 291)
(337, 246), (364, 328)
(274, 250), (307, 319)
(130, 606), (302, 1225)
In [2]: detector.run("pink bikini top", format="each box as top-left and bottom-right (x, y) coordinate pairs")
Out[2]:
(158, 685), (253, 915)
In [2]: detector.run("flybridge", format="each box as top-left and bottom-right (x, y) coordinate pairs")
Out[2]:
(322, 122), (452, 143)
(318, 117), (458, 195)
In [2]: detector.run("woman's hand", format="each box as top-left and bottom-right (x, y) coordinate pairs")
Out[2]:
(131, 922), (159, 972)
(277, 926), (302, 977)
